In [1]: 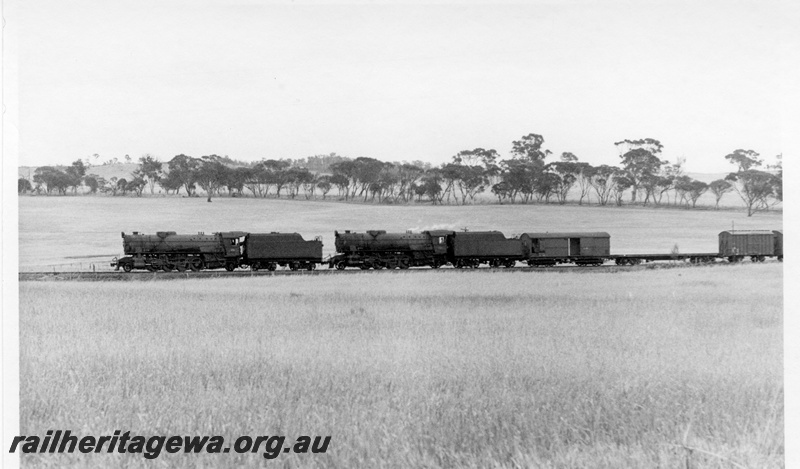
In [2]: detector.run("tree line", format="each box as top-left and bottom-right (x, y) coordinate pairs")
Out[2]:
(19, 133), (783, 216)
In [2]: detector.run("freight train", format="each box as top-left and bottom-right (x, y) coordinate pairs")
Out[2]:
(111, 229), (782, 272)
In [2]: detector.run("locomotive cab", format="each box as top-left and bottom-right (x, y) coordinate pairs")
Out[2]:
(219, 232), (247, 258)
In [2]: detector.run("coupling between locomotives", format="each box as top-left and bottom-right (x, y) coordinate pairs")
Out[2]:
(111, 229), (783, 273)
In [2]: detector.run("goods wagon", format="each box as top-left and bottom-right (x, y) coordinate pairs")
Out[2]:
(448, 231), (526, 268)
(773, 230), (783, 261)
(243, 233), (322, 271)
(520, 232), (610, 266)
(114, 231), (246, 272)
(330, 230), (449, 269)
(718, 230), (775, 262)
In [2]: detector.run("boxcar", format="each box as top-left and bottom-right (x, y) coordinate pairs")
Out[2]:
(520, 232), (610, 266)
(243, 233), (323, 271)
(448, 231), (526, 268)
(718, 230), (775, 262)
(773, 230), (783, 261)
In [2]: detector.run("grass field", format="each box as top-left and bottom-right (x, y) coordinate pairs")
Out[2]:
(18, 196), (783, 271)
(19, 264), (782, 468)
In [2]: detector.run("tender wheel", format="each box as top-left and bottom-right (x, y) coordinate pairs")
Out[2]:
(335, 261), (346, 270)
(225, 262), (236, 272)
(430, 261), (440, 269)
(399, 259), (410, 270)
(122, 263), (133, 272)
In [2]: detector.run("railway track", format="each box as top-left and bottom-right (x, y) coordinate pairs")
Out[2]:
(18, 259), (764, 282)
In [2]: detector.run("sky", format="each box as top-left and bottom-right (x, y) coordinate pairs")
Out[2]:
(6, 0), (797, 173)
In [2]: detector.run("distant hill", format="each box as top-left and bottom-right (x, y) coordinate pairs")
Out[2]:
(686, 172), (729, 183)
(19, 164), (140, 182)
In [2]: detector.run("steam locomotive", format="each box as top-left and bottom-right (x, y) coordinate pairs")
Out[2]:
(111, 229), (782, 272)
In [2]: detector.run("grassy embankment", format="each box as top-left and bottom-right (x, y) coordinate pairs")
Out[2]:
(20, 264), (783, 467)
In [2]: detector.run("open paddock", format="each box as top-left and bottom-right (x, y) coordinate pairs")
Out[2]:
(19, 264), (783, 468)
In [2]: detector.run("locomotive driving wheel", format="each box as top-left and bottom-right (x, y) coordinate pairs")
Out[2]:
(189, 258), (204, 271)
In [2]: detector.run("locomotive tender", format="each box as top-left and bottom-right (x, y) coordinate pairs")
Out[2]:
(112, 228), (783, 272)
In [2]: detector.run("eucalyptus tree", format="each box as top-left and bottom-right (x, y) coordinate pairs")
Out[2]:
(614, 138), (667, 203)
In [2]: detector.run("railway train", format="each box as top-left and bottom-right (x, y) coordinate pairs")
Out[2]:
(111, 229), (782, 272)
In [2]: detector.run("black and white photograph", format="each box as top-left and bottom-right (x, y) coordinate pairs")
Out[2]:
(3, 0), (795, 467)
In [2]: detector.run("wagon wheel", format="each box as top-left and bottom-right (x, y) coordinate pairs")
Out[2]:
(307, 263), (316, 271)
(335, 261), (346, 270)
(122, 263), (133, 272)
(453, 260), (463, 269)
(224, 262), (236, 271)
(189, 258), (204, 271)
(251, 262), (261, 271)
(505, 260), (516, 268)
(289, 262), (300, 271)
(430, 261), (440, 269)
(267, 263), (277, 271)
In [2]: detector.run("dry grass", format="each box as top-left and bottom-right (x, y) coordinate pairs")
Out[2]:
(19, 264), (783, 467)
(18, 196), (782, 270)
